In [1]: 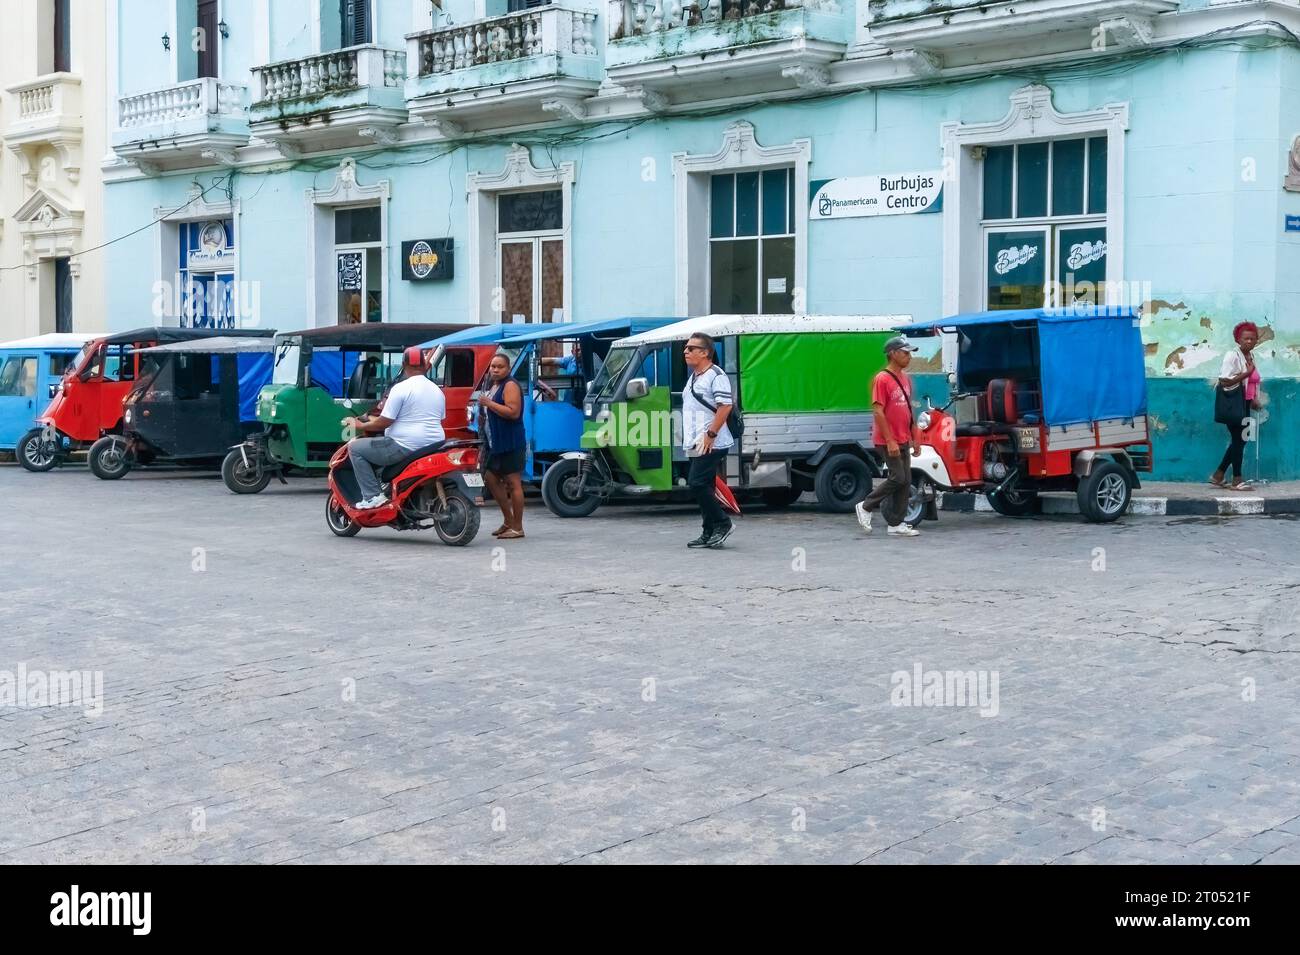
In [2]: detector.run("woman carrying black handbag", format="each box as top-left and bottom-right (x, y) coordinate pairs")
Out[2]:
(1210, 321), (1262, 491)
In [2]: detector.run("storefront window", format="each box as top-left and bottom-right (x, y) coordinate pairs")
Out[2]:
(709, 168), (795, 314)
(982, 137), (1107, 309)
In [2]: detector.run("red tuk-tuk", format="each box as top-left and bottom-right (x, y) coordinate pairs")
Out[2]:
(17, 326), (274, 471)
(897, 306), (1153, 524)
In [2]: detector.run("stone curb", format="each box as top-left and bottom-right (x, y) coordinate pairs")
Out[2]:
(939, 492), (1300, 517)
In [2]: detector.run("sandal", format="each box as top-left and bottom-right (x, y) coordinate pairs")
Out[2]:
(1208, 476), (1227, 488)
(1227, 483), (1256, 492)
(497, 529), (525, 540)
(491, 524), (510, 536)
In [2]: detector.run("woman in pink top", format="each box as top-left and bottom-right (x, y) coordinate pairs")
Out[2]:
(1210, 321), (1261, 491)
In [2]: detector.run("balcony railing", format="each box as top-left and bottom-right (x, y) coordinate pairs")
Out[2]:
(412, 6), (599, 76)
(5, 73), (81, 129)
(253, 44), (406, 104)
(118, 77), (246, 130)
(610, 0), (840, 39)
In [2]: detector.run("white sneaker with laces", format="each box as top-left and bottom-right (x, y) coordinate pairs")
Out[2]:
(855, 501), (873, 532)
(355, 495), (388, 511)
(887, 523), (920, 537)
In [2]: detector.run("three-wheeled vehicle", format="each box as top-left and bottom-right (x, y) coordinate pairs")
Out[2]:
(451, 317), (678, 485)
(88, 335), (278, 480)
(544, 314), (908, 517)
(221, 323), (474, 493)
(0, 333), (101, 463)
(17, 326), (267, 472)
(897, 306), (1153, 524)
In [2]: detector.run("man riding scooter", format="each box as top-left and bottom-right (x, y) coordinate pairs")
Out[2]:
(342, 346), (445, 510)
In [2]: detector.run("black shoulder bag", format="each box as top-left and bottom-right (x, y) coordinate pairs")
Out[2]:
(689, 366), (744, 439)
(1214, 382), (1247, 425)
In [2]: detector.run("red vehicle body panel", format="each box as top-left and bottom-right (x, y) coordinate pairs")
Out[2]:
(438, 344), (498, 438)
(38, 336), (145, 444)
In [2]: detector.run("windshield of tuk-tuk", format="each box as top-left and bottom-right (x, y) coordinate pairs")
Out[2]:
(272, 337), (303, 386)
(67, 342), (97, 379)
(590, 346), (636, 401)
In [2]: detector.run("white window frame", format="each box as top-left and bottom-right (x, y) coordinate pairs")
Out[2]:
(496, 211), (565, 324)
(306, 157), (390, 328)
(980, 137), (1109, 310)
(706, 168), (797, 315)
(468, 145), (575, 325)
(941, 84), (1128, 320)
(152, 187), (242, 326)
(673, 121), (811, 316)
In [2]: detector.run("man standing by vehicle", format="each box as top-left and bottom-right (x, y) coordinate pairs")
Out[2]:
(856, 336), (921, 537)
(342, 347), (445, 510)
(682, 333), (735, 549)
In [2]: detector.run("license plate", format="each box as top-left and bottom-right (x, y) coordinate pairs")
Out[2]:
(462, 473), (484, 488)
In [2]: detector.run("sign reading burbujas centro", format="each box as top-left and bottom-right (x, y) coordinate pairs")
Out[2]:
(809, 173), (944, 220)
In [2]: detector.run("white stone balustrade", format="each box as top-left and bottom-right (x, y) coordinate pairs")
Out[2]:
(118, 78), (247, 130)
(5, 73), (81, 129)
(607, 0), (839, 39)
(253, 44), (406, 104)
(410, 6), (599, 76)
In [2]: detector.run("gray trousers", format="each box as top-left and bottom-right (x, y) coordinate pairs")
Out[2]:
(349, 436), (410, 500)
(861, 443), (911, 526)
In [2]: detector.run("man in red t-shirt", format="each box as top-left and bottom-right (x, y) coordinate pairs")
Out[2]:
(856, 336), (921, 537)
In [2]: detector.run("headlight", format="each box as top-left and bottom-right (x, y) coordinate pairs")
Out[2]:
(917, 411), (931, 431)
(583, 404), (593, 416)
(124, 409), (133, 425)
(270, 405), (277, 418)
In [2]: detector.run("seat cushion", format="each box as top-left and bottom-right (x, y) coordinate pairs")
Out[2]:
(380, 440), (446, 482)
(955, 424), (991, 437)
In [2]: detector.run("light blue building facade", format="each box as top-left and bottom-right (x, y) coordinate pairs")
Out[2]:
(101, 0), (1300, 479)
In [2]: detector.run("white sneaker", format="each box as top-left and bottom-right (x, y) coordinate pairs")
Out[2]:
(355, 495), (388, 510)
(887, 523), (920, 537)
(855, 501), (873, 532)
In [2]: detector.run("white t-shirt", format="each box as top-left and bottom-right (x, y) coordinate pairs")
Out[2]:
(382, 374), (446, 450)
(682, 366), (734, 454)
(1219, 347), (1247, 392)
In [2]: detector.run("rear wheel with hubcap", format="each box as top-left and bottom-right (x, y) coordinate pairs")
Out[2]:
(17, 428), (60, 472)
(814, 453), (871, 513)
(88, 436), (131, 481)
(433, 488), (481, 546)
(1076, 460), (1132, 523)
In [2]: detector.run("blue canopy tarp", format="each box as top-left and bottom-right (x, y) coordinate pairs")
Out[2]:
(420, 324), (534, 348)
(496, 318), (680, 345)
(897, 307), (1145, 426)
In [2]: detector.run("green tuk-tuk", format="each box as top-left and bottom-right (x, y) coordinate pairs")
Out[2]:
(221, 322), (470, 493)
(542, 314), (910, 517)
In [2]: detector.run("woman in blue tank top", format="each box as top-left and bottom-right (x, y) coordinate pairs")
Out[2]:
(478, 353), (527, 539)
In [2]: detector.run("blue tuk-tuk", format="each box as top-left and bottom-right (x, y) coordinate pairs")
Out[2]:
(424, 318), (678, 484)
(0, 333), (101, 458)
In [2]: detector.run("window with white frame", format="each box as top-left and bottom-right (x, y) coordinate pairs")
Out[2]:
(709, 168), (796, 314)
(981, 137), (1108, 310)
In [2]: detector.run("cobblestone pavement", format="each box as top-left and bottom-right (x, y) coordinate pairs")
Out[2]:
(2, 464), (1298, 864)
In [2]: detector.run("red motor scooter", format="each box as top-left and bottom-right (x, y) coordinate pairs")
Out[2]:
(325, 438), (485, 545)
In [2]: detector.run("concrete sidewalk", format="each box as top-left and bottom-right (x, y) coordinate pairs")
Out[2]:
(942, 480), (1300, 517)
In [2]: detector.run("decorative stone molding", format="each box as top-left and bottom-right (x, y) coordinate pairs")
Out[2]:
(13, 188), (84, 282)
(672, 121), (812, 316)
(1099, 15), (1155, 49)
(305, 158), (392, 327)
(200, 148), (240, 166)
(423, 117), (465, 138)
(939, 83), (1129, 320)
(889, 49), (943, 77)
(1285, 135), (1300, 192)
(541, 97), (588, 122)
(358, 126), (400, 146)
(624, 86), (669, 113)
(781, 65), (833, 91)
(466, 144), (577, 323)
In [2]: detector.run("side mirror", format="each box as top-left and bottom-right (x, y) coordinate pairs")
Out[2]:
(626, 377), (649, 400)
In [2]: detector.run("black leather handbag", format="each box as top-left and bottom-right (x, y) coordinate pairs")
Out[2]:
(1214, 383), (1247, 425)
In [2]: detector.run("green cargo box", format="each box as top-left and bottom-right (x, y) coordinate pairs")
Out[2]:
(739, 332), (892, 414)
